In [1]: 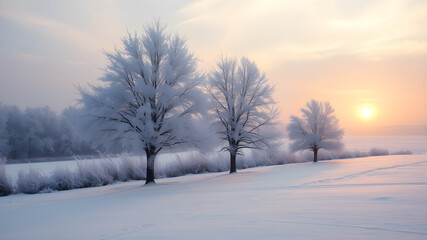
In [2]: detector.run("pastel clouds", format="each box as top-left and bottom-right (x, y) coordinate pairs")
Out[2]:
(176, 0), (427, 69)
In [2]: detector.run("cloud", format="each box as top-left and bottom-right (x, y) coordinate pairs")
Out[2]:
(16, 53), (44, 62)
(65, 59), (90, 67)
(0, 6), (107, 54)
(176, 0), (427, 70)
(329, 89), (377, 95)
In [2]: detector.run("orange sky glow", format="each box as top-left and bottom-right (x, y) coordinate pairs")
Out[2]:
(0, 0), (426, 135)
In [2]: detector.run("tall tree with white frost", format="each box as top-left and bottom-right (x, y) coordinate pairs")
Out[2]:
(207, 57), (278, 173)
(79, 21), (206, 184)
(287, 100), (344, 162)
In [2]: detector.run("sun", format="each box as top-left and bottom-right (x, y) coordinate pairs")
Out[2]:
(361, 108), (372, 118)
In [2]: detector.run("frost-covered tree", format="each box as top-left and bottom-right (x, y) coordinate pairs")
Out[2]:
(207, 56), (278, 173)
(0, 159), (13, 196)
(0, 107), (9, 158)
(79, 21), (206, 184)
(60, 107), (96, 156)
(25, 107), (59, 157)
(4, 105), (28, 159)
(0, 103), (95, 160)
(287, 100), (344, 162)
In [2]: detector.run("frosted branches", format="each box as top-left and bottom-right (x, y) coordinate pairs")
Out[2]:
(287, 100), (344, 162)
(79, 21), (205, 154)
(207, 56), (279, 155)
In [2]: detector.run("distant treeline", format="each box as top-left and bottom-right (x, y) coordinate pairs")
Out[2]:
(0, 104), (97, 159)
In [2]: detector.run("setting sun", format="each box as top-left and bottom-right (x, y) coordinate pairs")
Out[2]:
(361, 108), (373, 118)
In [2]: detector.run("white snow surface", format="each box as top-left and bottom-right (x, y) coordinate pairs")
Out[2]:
(1, 154), (426, 240)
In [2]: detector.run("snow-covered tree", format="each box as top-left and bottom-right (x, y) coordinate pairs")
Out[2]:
(0, 106), (9, 158)
(207, 56), (278, 173)
(3, 105), (28, 159)
(78, 21), (206, 184)
(0, 103), (96, 160)
(25, 107), (59, 158)
(287, 100), (344, 162)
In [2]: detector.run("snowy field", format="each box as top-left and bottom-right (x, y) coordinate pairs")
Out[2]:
(1, 136), (427, 239)
(1, 153), (426, 240)
(343, 135), (427, 154)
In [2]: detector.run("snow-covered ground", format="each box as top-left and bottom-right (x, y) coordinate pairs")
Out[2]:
(1, 154), (426, 240)
(343, 135), (427, 154)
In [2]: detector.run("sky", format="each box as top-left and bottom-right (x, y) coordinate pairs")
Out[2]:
(0, 0), (426, 135)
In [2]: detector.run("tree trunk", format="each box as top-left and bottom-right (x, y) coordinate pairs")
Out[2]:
(145, 147), (156, 184)
(313, 148), (318, 163)
(230, 150), (237, 173)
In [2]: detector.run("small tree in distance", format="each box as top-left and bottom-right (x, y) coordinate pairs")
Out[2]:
(79, 21), (206, 184)
(207, 56), (278, 173)
(287, 100), (344, 162)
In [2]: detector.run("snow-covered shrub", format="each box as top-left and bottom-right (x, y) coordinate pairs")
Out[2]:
(16, 167), (50, 194)
(205, 152), (229, 172)
(338, 150), (369, 159)
(118, 156), (133, 181)
(277, 150), (299, 164)
(171, 154), (207, 176)
(391, 150), (412, 155)
(253, 148), (302, 166)
(0, 159), (13, 196)
(75, 161), (114, 188)
(100, 159), (120, 181)
(182, 152), (229, 174)
(154, 152), (233, 178)
(155, 156), (185, 178)
(239, 150), (265, 169)
(154, 149), (300, 179)
(369, 148), (389, 156)
(49, 167), (76, 191)
(250, 148), (298, 166)
(118, 153), (145, 181)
